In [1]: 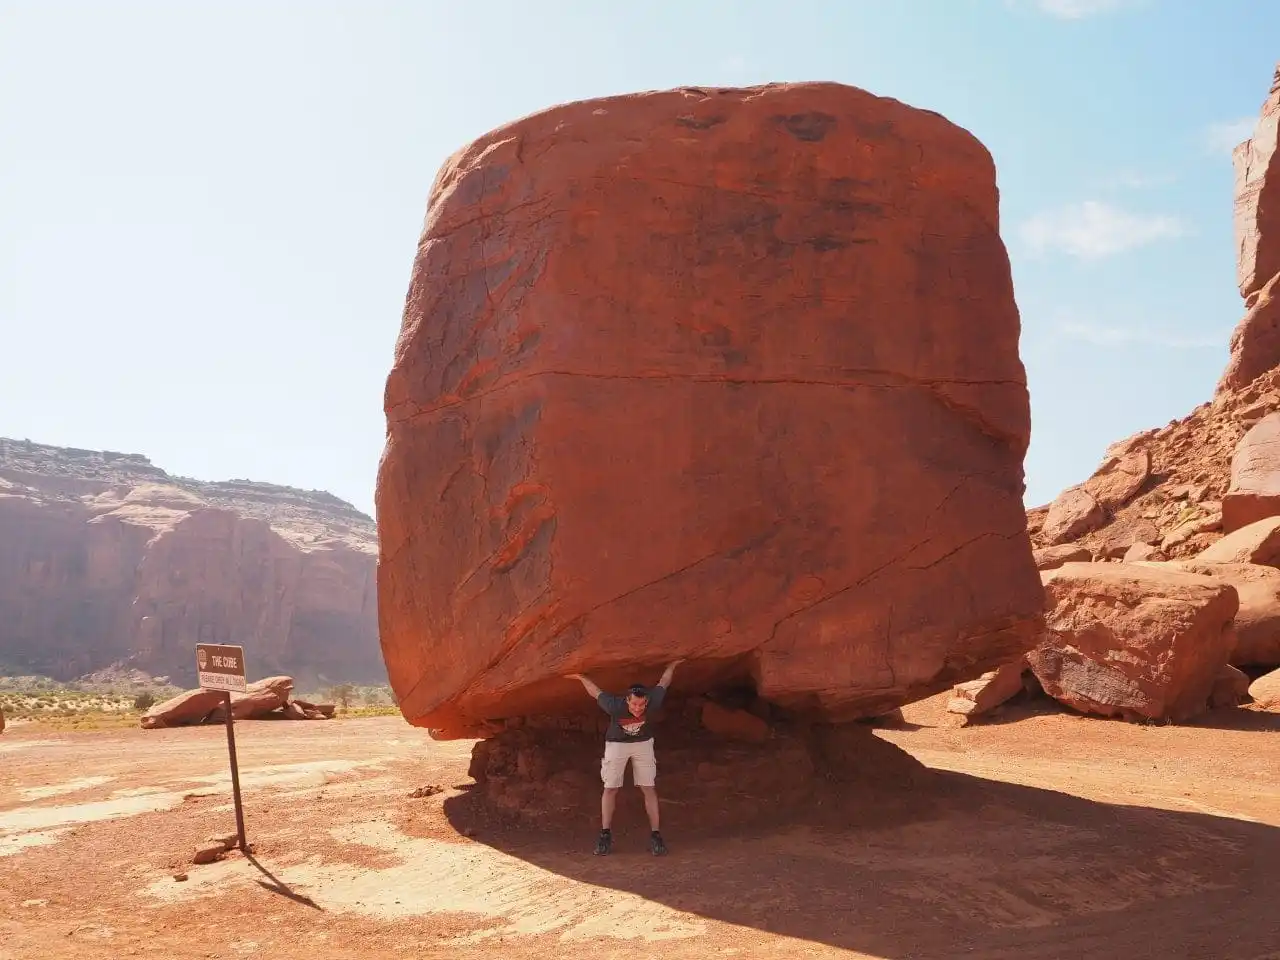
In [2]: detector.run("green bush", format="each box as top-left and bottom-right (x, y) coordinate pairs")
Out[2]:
(133, 691), (157, 711)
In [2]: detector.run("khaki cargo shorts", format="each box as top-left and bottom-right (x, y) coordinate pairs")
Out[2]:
(601, 738), (657, 789)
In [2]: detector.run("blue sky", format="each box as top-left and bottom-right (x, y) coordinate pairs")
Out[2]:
(1, 0), (1274, 515)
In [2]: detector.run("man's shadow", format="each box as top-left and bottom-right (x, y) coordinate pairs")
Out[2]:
(442, 727), (1280, 960)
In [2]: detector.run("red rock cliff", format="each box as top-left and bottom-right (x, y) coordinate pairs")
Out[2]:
(0, 438), (383, 686)
(377, 82), (1044, 735)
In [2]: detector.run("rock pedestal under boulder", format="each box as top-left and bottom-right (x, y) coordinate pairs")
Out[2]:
(460, 703), (931, 833)
(1030, 563), (1239, 723)
(376, 81), (1044, 735)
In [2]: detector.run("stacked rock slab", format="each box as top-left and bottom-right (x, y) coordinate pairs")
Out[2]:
(377, 83), (1045, 735)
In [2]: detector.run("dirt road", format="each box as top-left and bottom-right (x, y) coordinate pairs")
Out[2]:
(1, 697), (1278, 960)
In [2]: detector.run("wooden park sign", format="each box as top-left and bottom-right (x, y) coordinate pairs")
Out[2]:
(196, 643), (248, 851)
(196, 643), (247, 693)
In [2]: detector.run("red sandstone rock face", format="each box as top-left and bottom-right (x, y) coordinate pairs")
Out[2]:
(1224, 412), (1280, 532)
(1234, 67), (1280, 302)
(0, 439), (383, 685)
(1172, 560), (1280, 667)
(1221, 65), (1280, 393)
(377, 82), (1044, 734)
(1031, 563), (1238, 723)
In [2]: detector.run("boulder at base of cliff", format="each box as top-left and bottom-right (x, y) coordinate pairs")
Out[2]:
(206, 676), (295, 722)
(1223, 412), (1280, 533)
(376, 82), (1044, 734)
(1029, 563), (1239, 723)
(140, 688), (225, 729)
(1249, 667), (1280, 709)
(1195, 515), (1280, 565)
(1033, 545), (1092, 571)
(1171, 561), (1280, 667)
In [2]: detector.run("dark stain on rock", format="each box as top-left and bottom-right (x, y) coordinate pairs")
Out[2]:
(776, 112), (837, 143)
(676, 114), (727, 131)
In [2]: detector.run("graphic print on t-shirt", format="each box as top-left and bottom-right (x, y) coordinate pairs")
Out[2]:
(619, 715), (645, 736)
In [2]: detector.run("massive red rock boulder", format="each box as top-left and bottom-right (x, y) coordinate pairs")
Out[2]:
(377, 82), (1044, 734)
(0, 439), (384, 686)
(1031, 563), (1238, 722)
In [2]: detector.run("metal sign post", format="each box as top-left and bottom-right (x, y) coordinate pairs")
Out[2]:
(196, 643), (248, 852)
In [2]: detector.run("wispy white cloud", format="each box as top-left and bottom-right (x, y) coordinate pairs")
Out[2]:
(1028, 0), (1132, 19)
(1019, 200), (1187, 259)
(1055, 318), (1223, 349)
(1204, 117), (1255, 155)
(1103, 170), (1176, 190)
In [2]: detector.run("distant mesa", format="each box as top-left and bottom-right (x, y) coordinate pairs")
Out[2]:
(0, 436), (384, 687)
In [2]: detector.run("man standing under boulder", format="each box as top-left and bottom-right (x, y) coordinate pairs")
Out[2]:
(566, 659), (684, 856)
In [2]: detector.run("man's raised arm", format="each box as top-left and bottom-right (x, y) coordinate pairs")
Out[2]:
(566, 673), (604, 699)
(657, 658), (685, 690)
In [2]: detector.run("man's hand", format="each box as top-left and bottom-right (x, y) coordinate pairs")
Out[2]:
(566, 673), (603, 698)
(658, 658), (685, 688)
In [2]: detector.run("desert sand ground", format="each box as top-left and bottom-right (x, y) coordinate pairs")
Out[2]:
(1, 697), (1278, 960)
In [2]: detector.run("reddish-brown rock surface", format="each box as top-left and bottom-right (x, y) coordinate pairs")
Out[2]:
(1031, 563), (1238, 722)
(1223, 411), (1280, 532)
(378, 82), (1043, 734)
(1222, 65), (1280, 392)
(1170, 560), (1280, 666)
(0, 438), (383, 686)
(140, 688), (224, 729)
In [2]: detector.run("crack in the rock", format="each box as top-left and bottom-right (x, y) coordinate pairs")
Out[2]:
(759, 528), (1024, 654)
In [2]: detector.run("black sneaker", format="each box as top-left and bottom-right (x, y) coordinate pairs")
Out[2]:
(649, 831), (667, 856)
(593, 829), (612, 856)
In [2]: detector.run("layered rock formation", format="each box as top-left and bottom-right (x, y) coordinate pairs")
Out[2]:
(1222, 64), (1280, 393)
(0, 438), (383, 685)
(378, 82), (1044, 735)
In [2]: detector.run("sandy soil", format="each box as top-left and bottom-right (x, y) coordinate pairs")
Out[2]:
(1, 696), (1278, 960)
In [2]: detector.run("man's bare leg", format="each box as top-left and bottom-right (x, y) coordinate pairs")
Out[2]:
(601, 787), (619, 829)
(639, 786), (667, 855)
(639, 785), (660, 830)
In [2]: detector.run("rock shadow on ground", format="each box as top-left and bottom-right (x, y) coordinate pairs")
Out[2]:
(442, 725), (1280, 960)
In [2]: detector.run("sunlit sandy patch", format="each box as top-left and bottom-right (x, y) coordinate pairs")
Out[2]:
(0, 793), (185, 833)
(20, 776), (115, 801)
(140, 819), (705, 943)
(0, 828), (72, 857)
(0, 759), (387, 858)
(0, 739), (58, 754)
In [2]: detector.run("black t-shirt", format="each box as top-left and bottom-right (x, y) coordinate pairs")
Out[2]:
(597, 685), (667, 742)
